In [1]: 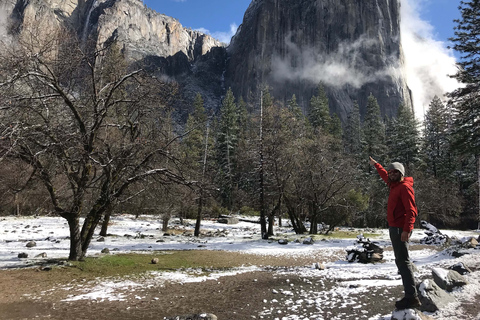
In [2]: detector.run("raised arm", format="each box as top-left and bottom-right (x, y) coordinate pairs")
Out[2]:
(369, 156), (389, 184)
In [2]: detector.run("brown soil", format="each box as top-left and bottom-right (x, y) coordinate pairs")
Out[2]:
(0, 249), (479, 320)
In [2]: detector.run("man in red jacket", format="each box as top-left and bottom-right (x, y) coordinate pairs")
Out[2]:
(369, 156), (421, 310)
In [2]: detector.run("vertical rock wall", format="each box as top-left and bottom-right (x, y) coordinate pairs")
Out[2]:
(226, 0), (413, 121)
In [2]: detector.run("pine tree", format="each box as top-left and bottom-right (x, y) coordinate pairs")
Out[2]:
(287, 94), (303, 120)
(344, 101), (362, 156)
(422, 96), (453, 179)
(386, 103), (420, 171)
(308, 83), (331, 132)
(448, 0), (480, 227)
(216, 88), (239, 210)
(329, 114), (343, 140)
(362, 93), (386, 163)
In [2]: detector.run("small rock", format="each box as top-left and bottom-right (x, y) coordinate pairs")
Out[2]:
(313, 262), (325, 270)
(26, 241), (36, 248)
(278, 239), (288, 245)
(97, 237), (105, 242)
(101, 248), (110, 254)
(217, 217), (239, 225)
(449, 262), (472, 275)
(151, 258), (159, 264)
(303, 237), (314, 245)
(18, 253), (28, 258)
(452, 250), (468, 258)
(462, 237), (478, 249)
(35, 252), (47, 258)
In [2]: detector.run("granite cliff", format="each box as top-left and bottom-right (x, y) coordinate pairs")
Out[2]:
(3, 0), (412, 122)
(226, 0), (412, 121)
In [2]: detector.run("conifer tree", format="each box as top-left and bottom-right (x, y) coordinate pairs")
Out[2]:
(216, 88), (239, 210)
(287, 94), (303, 120)
(386, 103), (420, 170)
(329, 114), (343, 141)
(362, 93), (386, 163)
(308, 83), (330, 132)
(422, 96), (453, 179)
(448, 0), (480, 226)
(344, 101), (362, 156)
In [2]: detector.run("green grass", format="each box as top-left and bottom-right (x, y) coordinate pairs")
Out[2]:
(68, 251), (253, 278)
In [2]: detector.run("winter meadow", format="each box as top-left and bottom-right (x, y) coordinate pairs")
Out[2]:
(1, 0), (480, 319)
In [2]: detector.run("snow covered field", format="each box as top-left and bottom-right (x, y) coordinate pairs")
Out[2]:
(0, 214), (479, 320)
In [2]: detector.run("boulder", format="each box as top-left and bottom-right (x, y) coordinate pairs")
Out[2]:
(432, 268), (468, 292)
(18, 252), (28, 258)
(35, 252), (47, 258)
(151, 258), (159, 264)
(391, 309), (434, 320)
(278, 239), (288, 245)
(418, 279), (456, 312)
(164, 314), (217, 320)
(101, 248), (110, 254)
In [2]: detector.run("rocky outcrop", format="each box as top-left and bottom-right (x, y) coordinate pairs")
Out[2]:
(226, 0), (413, 122)
(5, 0), (226, 114)
(5, 0), (413, 123)
(86, 0), (223, 61)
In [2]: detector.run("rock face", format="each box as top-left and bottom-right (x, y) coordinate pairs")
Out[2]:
(226, 0), (412, 121)
(5, 0), (412, 123)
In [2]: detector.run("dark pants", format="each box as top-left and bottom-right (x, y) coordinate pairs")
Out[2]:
(389, 227), (417, 298)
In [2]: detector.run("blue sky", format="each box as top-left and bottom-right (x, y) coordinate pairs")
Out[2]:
(143, 0), (462, 48)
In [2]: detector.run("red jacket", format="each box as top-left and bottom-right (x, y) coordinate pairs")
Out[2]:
(374, 163), (417, 232)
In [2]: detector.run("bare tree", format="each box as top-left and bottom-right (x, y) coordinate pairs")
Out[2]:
(0, 25), (188, 260)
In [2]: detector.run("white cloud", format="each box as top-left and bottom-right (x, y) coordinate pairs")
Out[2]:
(197, 24), (238, 44)
(195, 23), (238, 44)
(400, 0), (460, 118)
(210, 23), (238, 44)
(271, 35), (402, 90)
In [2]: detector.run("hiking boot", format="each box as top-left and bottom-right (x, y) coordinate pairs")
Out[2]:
(395, 296), (421, 309)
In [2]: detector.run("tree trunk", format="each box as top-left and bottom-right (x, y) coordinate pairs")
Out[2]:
(284, 196), (307, 234)
(267, 198), (281, 236)
(259, 90), (268, 239)
(162, 217), (169, 232)
(80, 209), (105, 258)
(477, 155), (480, 230)
(194, 192), (203, 237)
(67, 216), (84, 261)
(99, 205), (113, 237)
(309, 213), (318, 234)
(14, 193), (20, 216)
